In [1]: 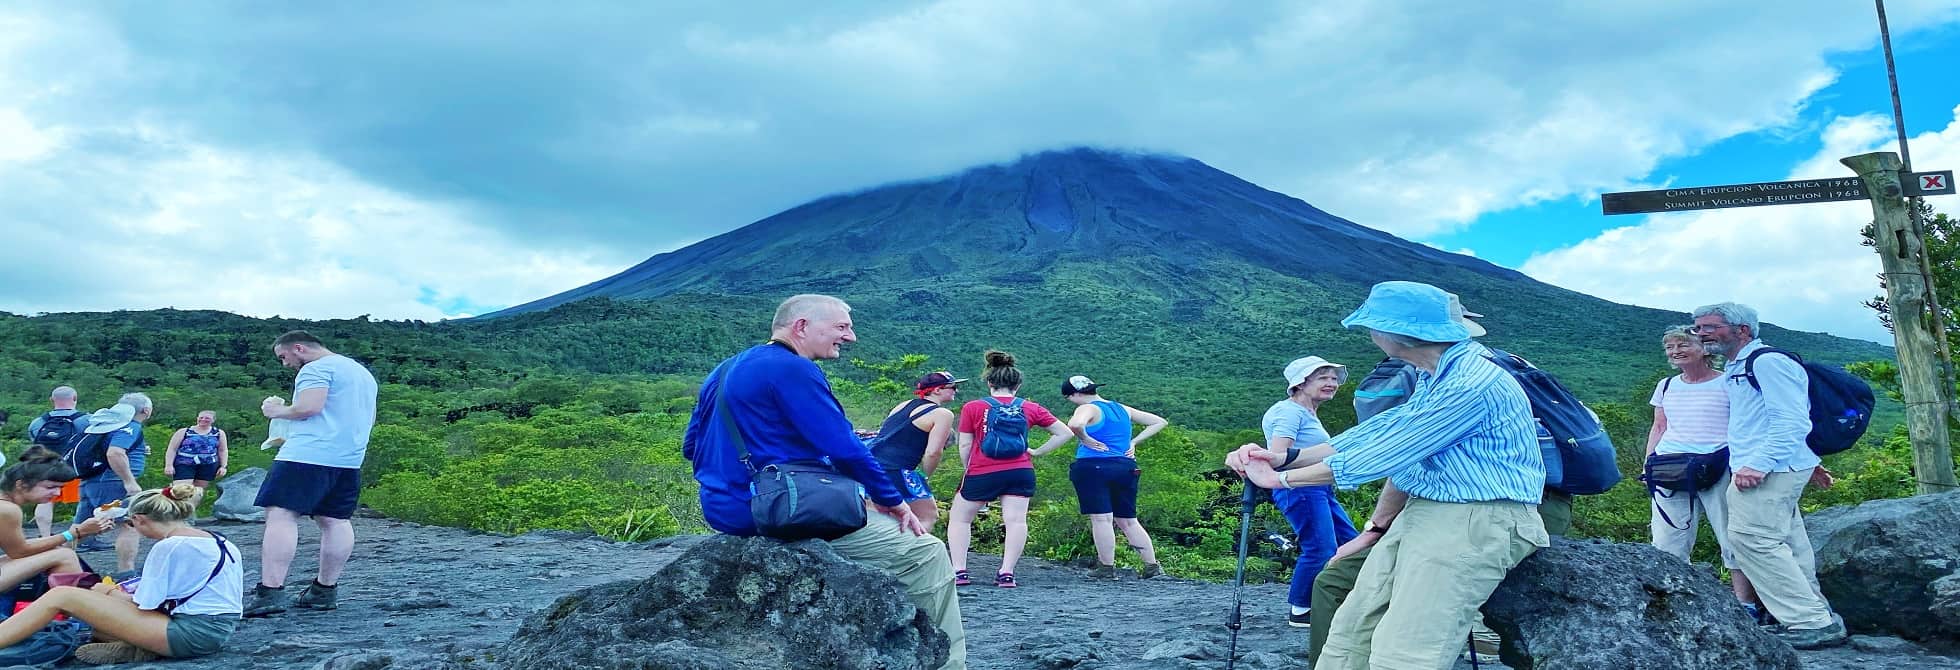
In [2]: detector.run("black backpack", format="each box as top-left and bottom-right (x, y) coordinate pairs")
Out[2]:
(63, 432), (114, 480)
(29, 412), (82, 451)
(1740, 348), (1876, 456)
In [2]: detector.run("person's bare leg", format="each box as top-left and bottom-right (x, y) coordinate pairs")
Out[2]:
(946, 496), (982, 572)
(999, 496), (1030, 575)
(260, 507), (301, 587)
(314, 516), (354, 586)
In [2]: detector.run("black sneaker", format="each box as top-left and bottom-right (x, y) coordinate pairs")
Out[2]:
(293, 582), (339, 610)
(243, 585), (290, 618)
(1287, 610), (1312, 628)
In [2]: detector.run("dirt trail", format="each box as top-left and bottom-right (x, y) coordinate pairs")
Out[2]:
(76, 516), (1960, 669)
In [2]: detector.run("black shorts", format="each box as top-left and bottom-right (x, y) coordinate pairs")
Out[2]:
(958, 468), (1035, 503)
(1070, 457), (1140, 517)
(255, 461), (362, 519)
(173, 459), (220, 483)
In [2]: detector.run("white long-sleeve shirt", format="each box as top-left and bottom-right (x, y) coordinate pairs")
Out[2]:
(1723, 339), (1819, 473)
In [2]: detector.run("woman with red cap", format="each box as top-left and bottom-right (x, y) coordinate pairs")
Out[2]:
(867, 371), (964, 529)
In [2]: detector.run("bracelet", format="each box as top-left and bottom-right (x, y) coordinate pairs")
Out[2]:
(60, 530), (75, 543)
(1277, 471), (1295, 489)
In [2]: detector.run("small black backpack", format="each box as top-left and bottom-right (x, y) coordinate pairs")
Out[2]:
(30, 412), (82, 452)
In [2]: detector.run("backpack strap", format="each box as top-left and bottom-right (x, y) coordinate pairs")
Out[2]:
(1740, 347), (1801, 392)
(1662, 376), (1672, 395)
(904, 400), (937, 422)
(162, 532), (232, 612)
(712, 348), (761, 472)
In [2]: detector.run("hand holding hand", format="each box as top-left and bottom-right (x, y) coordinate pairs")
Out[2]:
(1242, 458), (1282, 490)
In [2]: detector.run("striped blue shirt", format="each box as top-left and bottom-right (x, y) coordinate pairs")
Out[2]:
(1324, 340), (1545, 504)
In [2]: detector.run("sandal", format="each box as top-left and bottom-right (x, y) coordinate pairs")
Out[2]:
(995, 572), (1017, 589)
(954, 569), (971, 586)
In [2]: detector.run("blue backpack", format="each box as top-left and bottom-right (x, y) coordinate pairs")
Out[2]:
(1741, 348), (1875, 456)
(1484, 349), (1623, 495)
(978, 397), (1031, 459)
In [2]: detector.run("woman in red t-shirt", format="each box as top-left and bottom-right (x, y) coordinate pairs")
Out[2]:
(948, 351), (1072, 589)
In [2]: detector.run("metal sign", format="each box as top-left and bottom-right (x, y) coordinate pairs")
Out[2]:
(1906, 170), (1956, 196)
(1602, 177), (1868, 215)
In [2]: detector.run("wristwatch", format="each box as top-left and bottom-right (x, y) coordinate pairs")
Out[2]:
(1362, 520), (1390, 535)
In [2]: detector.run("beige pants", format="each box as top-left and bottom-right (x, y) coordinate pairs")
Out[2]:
(1651, 469), (1738, 567)
(1725, 468), (1831, 629)
(829, 512), (967, 670)
(1319, 499), (1549, 670)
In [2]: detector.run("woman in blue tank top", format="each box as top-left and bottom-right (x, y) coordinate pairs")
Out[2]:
(1057, 375), (1170, 580)
(164, 410), (229, 519)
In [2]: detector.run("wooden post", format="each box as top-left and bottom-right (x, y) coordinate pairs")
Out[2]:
(1842, 151), (1959, 493)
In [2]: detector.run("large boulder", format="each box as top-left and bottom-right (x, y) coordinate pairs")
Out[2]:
(1483, 538), (1799, 669)
(1808, 491), (1960, 641)
(212, 467), (267, 522)
(495, 534), (949, 670)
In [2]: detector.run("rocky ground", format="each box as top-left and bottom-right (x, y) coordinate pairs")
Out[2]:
(71, 514), (1960, 669)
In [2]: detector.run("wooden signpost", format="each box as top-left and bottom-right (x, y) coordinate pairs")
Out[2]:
(1602, 159), (1959, 493)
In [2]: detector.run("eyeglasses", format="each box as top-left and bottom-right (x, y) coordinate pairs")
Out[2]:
(1691, 324), (1732, 334)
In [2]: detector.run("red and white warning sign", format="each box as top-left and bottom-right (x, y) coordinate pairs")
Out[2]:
(1907, 170), (1956, 196)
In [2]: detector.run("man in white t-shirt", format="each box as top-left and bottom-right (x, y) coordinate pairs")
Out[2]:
(243, 331), (378, 618)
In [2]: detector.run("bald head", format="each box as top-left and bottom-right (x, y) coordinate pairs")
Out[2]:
(49, 386), (77, 410)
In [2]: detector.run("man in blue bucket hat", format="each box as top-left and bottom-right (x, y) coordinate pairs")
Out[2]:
(1227, 280), (1549, 669)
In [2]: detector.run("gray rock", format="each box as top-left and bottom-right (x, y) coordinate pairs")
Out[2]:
(376, 592), (450, 612)
(1017, 630), (1110, 669)
(311, 650), (455, 669)
(494, 534), (948, 670)
(1141, 638), (1223, 660)
(1483, 538), (1800, 669)
(1848, 635), (1924, 655)
(1237, 651), (1295, 669)
(1809, 491), (1960, 641)
(212, 467), (268, 522)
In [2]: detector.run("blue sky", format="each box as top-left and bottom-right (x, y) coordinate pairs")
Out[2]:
(3, 2), (1959, 342)
(1436, 24), (1960, 267)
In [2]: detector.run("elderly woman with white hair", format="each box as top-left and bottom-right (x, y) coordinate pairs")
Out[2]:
(1262, 356), (1361, 627)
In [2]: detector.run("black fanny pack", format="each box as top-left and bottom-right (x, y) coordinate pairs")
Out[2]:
(1642, 448), (1730, 493)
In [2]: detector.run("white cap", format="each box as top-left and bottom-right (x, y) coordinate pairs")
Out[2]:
(1283, 356), (1348, 390)
(1446, 293), (1487, 338)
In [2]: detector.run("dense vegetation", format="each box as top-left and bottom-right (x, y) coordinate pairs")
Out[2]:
(0, 295), (1940, 582)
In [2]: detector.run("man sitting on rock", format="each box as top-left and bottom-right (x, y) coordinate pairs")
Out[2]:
(1229, 281), (1549, 668)
(684, 294), (967, 670)
(1693, 302), (1847, 649)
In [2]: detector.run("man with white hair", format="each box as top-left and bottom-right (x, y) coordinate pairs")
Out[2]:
(72, 392), (156, 573)
(1692, 301), (1846, 649)
(26, 386), (87, 538)
(684, 294), (966, 670)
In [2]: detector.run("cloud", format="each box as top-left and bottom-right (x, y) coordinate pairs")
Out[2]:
(1521, 105), (1960, 343)
(3, 2), (1960, 318)
(0, 117), (627, 321)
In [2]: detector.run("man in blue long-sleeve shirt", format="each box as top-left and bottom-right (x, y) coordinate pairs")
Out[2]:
(683, 294), (966, 669)
(1694, 301), (1845, 649)
(1231, 281), (1549, 669)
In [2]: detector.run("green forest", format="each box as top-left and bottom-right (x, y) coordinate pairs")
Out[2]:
(1, 211), (1953, 582)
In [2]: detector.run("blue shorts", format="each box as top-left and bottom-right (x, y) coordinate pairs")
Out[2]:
(255, 461), (362, 519)
(73, 451), (146, 526)
(882, 468), (934, 503)
(1069, 457), (1140, 517)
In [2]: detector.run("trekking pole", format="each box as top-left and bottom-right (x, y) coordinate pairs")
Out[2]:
(1225, 480), (1257, 670)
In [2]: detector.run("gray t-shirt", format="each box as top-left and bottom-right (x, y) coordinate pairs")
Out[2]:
(276, 354), (378, 469)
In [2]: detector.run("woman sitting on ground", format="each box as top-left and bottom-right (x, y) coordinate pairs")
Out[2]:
(0, 448), (114, 589)
(1057, 374), (1170, 579)
(0, 483), (241, 664)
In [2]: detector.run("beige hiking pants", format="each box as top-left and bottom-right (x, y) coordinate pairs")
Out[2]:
(828, 512), (968, 670)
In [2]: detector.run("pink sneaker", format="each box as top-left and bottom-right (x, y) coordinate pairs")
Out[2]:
(954, 570), (971, 586)
(995, 573), (1017, 589)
